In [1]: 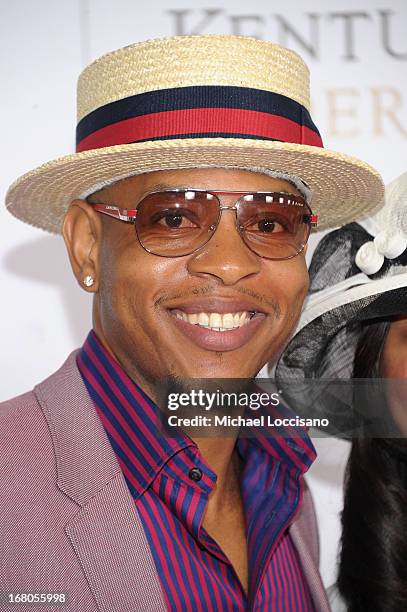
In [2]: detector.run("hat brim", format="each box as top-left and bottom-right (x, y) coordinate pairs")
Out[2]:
(297, 270), (407, 334)
(277, 270), (407, 381)
(275, 272), (407, 436)
(6, 137), (384, 234)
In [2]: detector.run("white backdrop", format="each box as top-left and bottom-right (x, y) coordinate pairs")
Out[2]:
(1, 0), (406, 590)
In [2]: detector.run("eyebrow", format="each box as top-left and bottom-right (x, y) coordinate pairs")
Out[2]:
(148, 183), (183, 191)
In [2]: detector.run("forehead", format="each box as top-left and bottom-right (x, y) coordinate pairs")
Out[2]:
(90, 167), (302, 203)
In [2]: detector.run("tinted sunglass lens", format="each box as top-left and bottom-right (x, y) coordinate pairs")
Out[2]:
(135, 191), (219, 256)
(238, 195), (310, 259)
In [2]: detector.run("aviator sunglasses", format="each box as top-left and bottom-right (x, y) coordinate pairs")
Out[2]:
(89, 188), (318, 260)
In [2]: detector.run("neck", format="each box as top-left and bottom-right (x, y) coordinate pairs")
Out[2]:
(193, 435), (243, 512)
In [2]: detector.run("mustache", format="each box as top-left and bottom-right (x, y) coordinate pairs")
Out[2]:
(155, 284), (281, 318)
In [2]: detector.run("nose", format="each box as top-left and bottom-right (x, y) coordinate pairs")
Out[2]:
(187, 209), (261, 285)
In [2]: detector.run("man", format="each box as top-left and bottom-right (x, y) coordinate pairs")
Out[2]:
(1, 35), (383, 611)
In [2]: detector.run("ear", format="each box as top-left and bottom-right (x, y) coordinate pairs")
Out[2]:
(62, 199), (103, 292)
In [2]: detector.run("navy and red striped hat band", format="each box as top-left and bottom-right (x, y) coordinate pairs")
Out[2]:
(76, 86), (322, 153)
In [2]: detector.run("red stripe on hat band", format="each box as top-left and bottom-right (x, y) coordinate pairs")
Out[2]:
(76, 108), (323, 152)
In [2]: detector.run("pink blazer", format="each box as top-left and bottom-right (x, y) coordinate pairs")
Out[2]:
(0, 352), (330, 611)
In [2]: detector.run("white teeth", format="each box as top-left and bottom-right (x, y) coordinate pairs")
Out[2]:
(222, 313), (234, 329)
(174, 310), (256, 331)
(209, 313), (222, 328)
(239, 312), (248, 325)
(198, 312), (209, 326)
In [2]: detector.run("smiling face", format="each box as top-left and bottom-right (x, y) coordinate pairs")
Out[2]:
(63, 168), (309, 398)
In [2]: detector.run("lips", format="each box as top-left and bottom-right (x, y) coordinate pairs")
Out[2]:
(165, 297), (267, 351)
(165, 297), (266, 315)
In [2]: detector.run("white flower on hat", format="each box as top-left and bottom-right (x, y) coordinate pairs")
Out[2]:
(356, 171), (407, 275)
(355, 241), (385, 275)
(374, 228), (407, 259)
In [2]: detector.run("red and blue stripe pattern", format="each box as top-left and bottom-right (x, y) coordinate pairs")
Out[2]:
(77, 330), (317, 611)
(76, 86), (322, 152)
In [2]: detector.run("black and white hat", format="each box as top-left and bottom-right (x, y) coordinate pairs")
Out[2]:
(275, 171), (407, 435)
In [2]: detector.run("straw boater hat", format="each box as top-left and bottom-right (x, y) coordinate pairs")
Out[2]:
(275, 171), (407, 436)
(5, 35), (384, 234)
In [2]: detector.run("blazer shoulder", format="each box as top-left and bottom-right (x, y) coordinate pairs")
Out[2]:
(0, 389), (45, 426)
(0, 352), (79, 483)
(0, 386), (55, 455)
(0, 350), (81, 427)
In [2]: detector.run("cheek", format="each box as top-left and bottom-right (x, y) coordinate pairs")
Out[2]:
(381, 329), (407, 379)
(270, 259), (309, 319)
(260, 257), (309, 358)
(382, 351), (407, 379)
(98, 235), (168, 332)
(381, 328), (407, 435)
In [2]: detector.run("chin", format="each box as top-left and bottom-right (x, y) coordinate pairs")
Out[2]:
(173, 359), (261, 381)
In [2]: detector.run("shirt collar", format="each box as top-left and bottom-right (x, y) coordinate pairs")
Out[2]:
(77, 330), (315, 497)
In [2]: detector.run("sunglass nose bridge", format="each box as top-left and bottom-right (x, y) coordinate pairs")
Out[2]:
(219, 205), (239, 211)
(208, 204), (239, 234)
(206, 207), (253, 255)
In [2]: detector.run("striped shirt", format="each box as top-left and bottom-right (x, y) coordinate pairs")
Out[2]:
(77, 330), (316, 611)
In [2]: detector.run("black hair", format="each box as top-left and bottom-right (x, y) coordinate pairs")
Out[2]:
(337, 319), (407, 612)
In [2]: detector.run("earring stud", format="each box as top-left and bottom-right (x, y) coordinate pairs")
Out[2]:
(83, 275), (95, 287)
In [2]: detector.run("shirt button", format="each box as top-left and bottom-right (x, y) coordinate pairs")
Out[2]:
(188, 467), (203, 482)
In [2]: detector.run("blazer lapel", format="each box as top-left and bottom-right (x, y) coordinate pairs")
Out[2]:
(65, 473), (165, 612)
(34, 351), (166, 612)
(289, 483), (331, 612)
